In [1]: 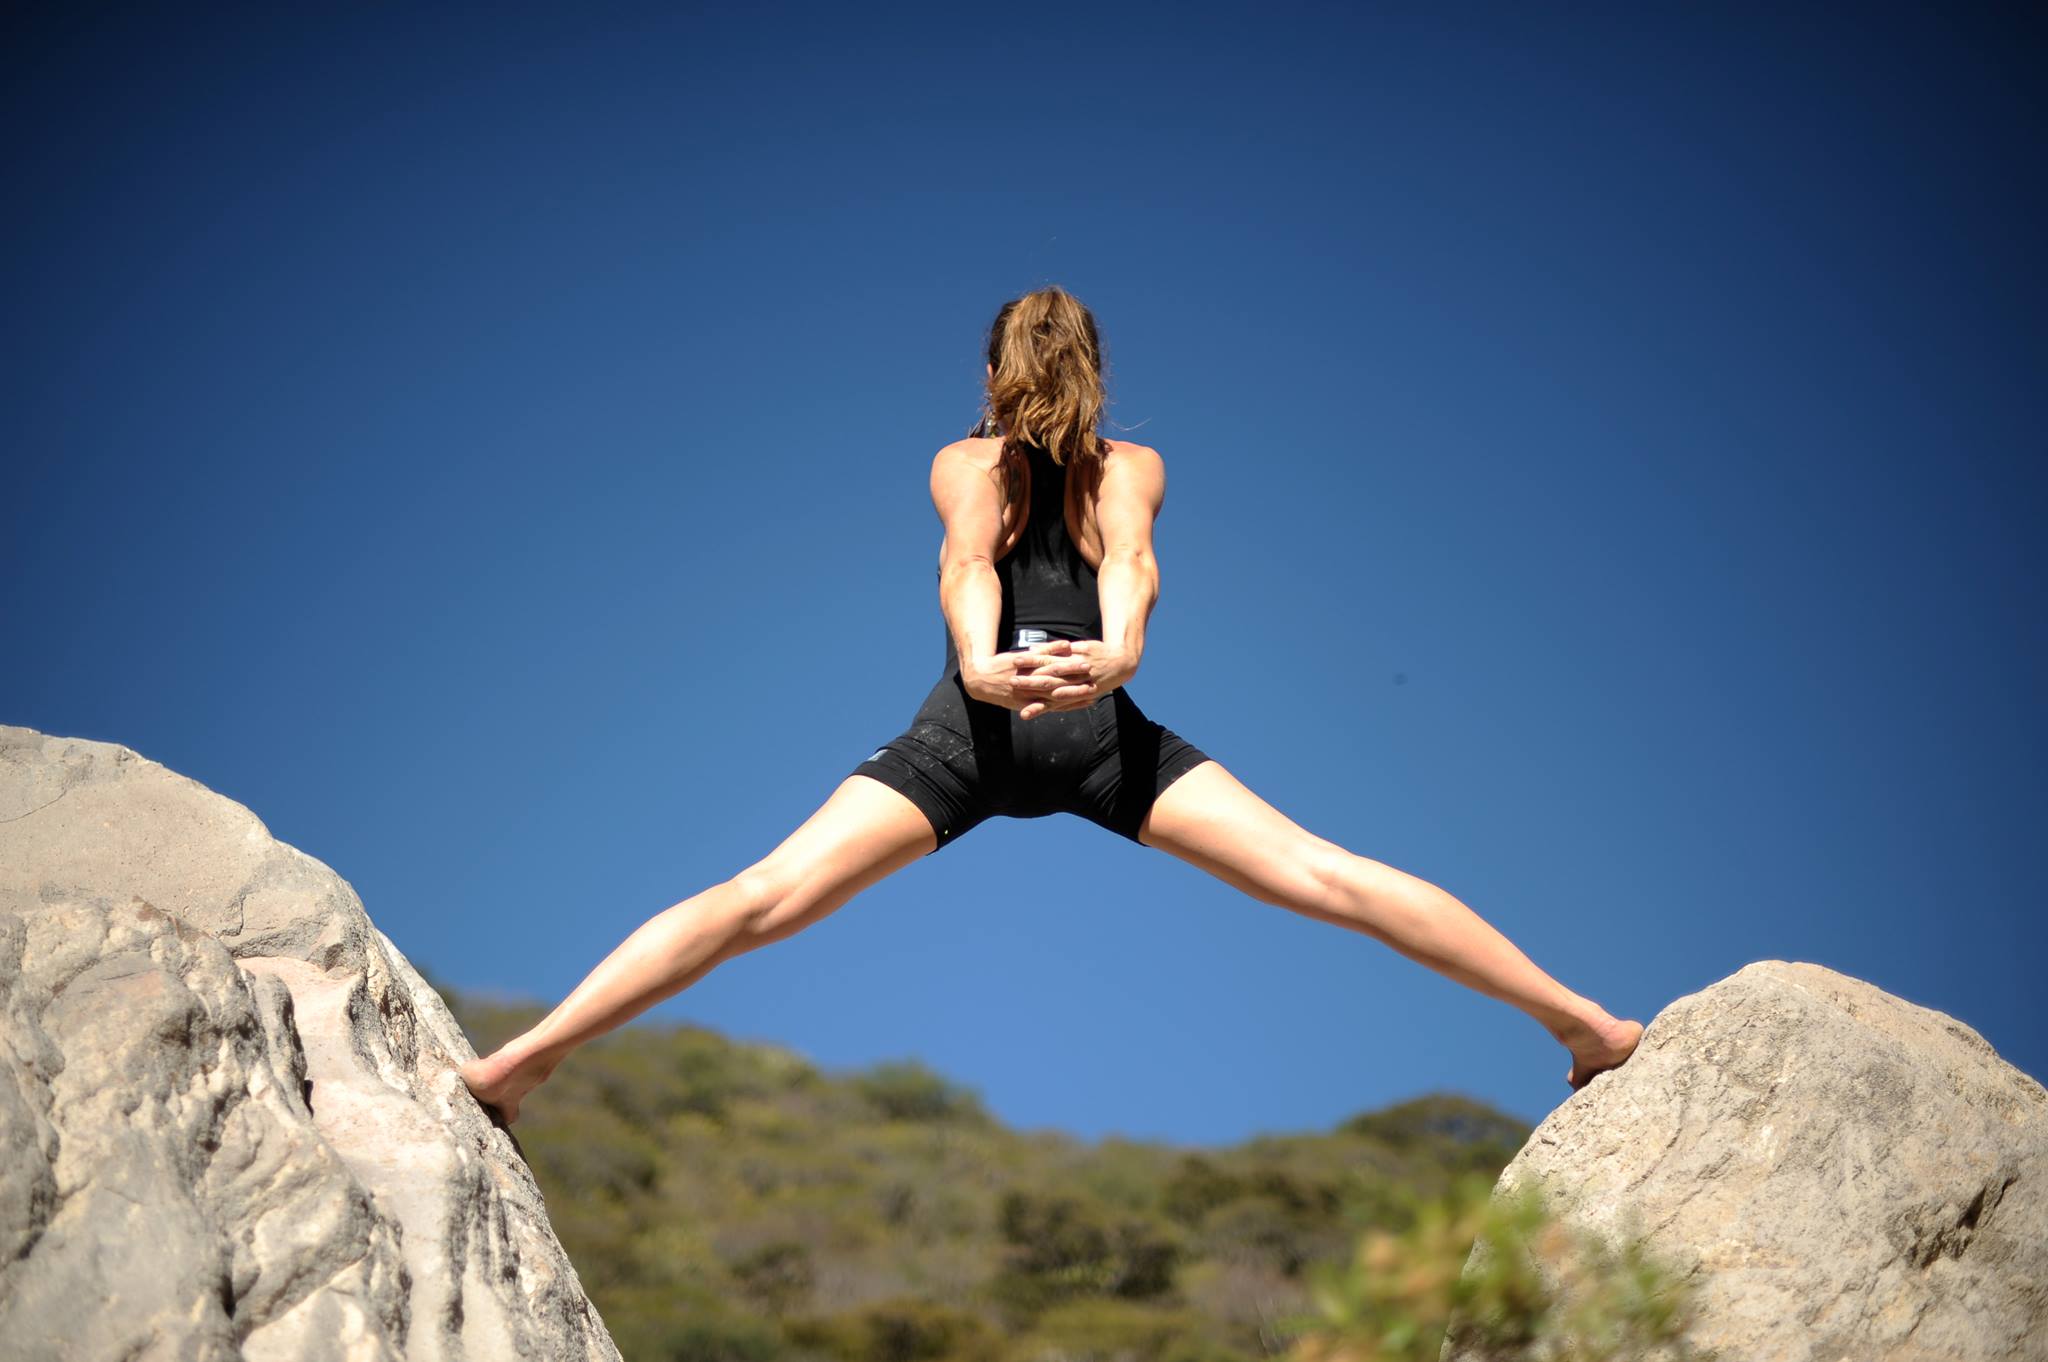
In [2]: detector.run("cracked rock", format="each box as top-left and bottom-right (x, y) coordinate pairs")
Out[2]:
(0, 725), (620, 1362)
(1442, 961), (2047, 1362)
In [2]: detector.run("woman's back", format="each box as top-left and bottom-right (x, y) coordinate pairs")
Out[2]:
(937, 438), (1104, 679)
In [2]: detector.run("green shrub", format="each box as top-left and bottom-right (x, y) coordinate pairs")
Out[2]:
(598, 1284), (787, 1362)
(1004, 1297), (1250, 1362)
(991, 1190), (1182, 1312)
(1338, 1094), (1529, 1175)
(1277, 1173), (1713, 1362)
(726, 1238), (815, 1314)
(526, 1103), (663, 1201)
(786, 1297), (1002, 1362)
(1160, 1155), (1246, 1227)
(1196, 1195), (1313, 1277)
(850, 1059), (992, 1124)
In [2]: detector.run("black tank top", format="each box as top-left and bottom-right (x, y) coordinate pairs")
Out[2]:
(939, 442), (1103, 678)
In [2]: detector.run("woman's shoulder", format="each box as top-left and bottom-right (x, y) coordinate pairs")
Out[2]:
(1101, 438), (1160, 457)
(1100, 438), (1164, 476)
(934, 434), (1006, 466)
(931, 435), (1159, 473)
(928, 438), (1005, 489)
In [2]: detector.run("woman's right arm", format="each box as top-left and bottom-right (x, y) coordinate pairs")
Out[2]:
(1091, 443), (1165, 682)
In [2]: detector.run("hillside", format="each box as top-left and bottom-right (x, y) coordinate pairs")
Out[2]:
(447, 984), (1529, 1360)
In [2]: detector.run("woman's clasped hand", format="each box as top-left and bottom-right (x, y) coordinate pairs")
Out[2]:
(960, 639), (1138, 721)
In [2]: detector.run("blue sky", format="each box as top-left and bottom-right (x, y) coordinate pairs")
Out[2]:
(5, 3), (2041, 1143)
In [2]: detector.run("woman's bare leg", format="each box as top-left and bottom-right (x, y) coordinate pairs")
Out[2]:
(1136, 761), (1644, 1091)
(460, 775), (938, 1123)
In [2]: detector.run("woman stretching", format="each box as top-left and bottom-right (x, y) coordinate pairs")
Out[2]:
(461, 286), (1644, 1124)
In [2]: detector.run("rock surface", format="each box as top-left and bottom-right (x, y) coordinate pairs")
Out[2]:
(1443, 960), (2047, 1362)
(0, 725), (620, 1362)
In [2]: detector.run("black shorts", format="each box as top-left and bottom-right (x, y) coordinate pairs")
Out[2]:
(851, 670), (1214, 853)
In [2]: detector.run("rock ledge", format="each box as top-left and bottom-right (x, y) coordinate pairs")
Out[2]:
(0, 724), (620, 1362)
(1444, 959), (2046, 1362)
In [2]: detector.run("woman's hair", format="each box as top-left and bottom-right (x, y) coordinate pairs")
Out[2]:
(977, 286), (1109, 468)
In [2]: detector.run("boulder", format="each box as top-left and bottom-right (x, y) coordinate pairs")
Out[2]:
(0, 725), (620, 1362)
(1443, 960), (2047, 1361)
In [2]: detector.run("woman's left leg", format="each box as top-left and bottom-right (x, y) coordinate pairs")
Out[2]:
(1136, 760), (1643, 1090)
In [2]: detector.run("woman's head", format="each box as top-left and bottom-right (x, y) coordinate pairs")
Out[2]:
(980, 286), (1108, 467)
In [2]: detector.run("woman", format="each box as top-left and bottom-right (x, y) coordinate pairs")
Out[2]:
(461, 287), (1644, 1125)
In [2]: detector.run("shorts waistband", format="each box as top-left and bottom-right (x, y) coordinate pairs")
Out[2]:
(1006, 626), (1082, 651)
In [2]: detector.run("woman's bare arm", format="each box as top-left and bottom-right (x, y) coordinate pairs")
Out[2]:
(1093, 443), (1165, 676)
(931, 443), (1005, 671)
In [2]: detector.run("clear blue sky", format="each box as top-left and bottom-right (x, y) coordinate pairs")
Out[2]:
(5, 4), (2041, 1143)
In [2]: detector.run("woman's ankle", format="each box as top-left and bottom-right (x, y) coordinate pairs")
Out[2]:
(1547, 997), (1618, 1048)
(501, 1030), (570, 1082)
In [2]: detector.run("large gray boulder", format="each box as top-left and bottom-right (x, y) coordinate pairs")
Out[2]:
(0, 725), (620, 1362)
(1444, 960), (2047, 1362)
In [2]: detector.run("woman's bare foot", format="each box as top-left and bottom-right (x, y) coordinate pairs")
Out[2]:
(1561, 1015), (1645, 1092)
(459, 1046), (557, 1127)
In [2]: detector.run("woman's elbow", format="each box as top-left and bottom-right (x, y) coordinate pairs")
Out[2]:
(940, 553), (996, 582)
(1104, 547), (1159, 594)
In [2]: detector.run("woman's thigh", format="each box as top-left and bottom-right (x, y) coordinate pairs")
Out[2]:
(1135, 759), (1357, 924)
(733, 775), (938, 942)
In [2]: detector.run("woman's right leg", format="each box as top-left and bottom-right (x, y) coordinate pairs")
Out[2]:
(460, 774), (937, 1123)
(1132, 760), (1644, 1092)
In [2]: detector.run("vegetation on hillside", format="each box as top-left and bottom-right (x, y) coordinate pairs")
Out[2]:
(433, 977), (1701, 1362)
(1284, 1173), (1711, 1362)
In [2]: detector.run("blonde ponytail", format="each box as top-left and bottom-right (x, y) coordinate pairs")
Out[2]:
(980, 286), (1109, 468)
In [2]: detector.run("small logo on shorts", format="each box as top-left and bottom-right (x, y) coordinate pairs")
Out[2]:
(867, 748), (889, 762)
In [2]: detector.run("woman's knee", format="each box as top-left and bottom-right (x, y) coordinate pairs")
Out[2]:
(722, 867), (793, 941)
(726, 860), (858, 944)
(1286, 839), (1361, 915)
(1313, 850), (1431, 929)
(1210, 832), (1349, 914)
(1241, 838), (1413, 925)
